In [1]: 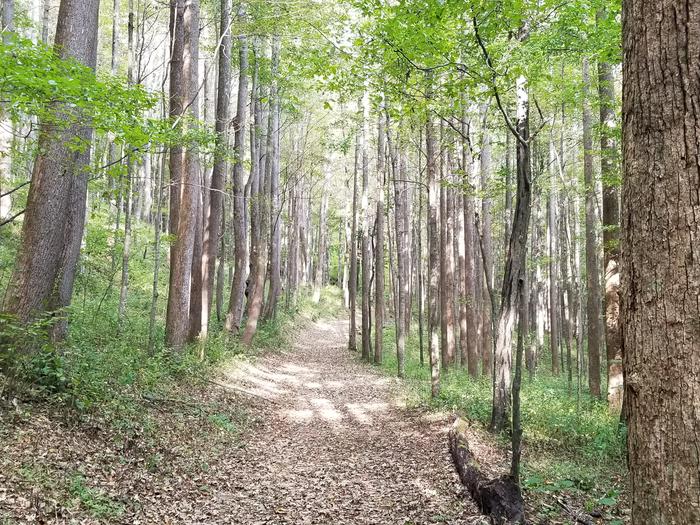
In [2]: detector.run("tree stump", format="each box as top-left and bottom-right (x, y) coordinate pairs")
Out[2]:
(448, 418), (525, 524)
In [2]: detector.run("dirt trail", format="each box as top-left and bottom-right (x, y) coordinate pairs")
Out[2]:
(217, 318), (482, 524)
(0, 318), (485, 524)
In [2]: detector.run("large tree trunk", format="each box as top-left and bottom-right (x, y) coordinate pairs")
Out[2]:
(622, 1), (700, 521)
(597, 20), (622, 412)
(490, 76), (532, 433)
(426, 116), (441, 397)
(200, 0), (232, 337)
(165, 0), (199, 350)
(3, 0), (99, 341)
(224, 29), (249, 333)
(582, 58), (602, 398)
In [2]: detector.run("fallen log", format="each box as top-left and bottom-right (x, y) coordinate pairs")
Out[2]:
(449, 418), (525, 524)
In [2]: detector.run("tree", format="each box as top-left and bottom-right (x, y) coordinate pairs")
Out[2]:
(426, 113), (441, 398)
(348, 128), (360, 351)
(3, 0), (100, 340)
(224, 22), (249, 333)
(582, 58), (602, 398)
(597, 9), (622, 411)
(360, 92), (372, 361)
(373, 114), (385, 364)
(622, 0), (700, 521)
(201, 0), (233, 338)
(165, 0), (200, 350)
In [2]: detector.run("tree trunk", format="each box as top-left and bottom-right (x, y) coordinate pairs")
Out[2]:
(313, 184), (328, 303)
(597, 20), (622, 411)
(490, 75), (532, 433)
(348, 129), (359, 351)
(165, 0), (199, 350)
(622, 1), (700, 521)
(479, 108), (493, 378)
(3, 0), (99, 342)
(200, 0), (232, 337)
(426, 114), (441, 397)
(548, 140), (560, 375)
(224, 27), (249, 333)
(462, 113), (479, 378)
(242, 39), (275, 346)
(394, 149), (409, 378)
(373, 114), (385, 364)
(582, 58), (602, 397)
(264, 35), (282, 319)
(360, 92), (372, 361)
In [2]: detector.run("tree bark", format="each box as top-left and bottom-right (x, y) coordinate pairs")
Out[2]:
(224, 29), (249, 333)
(3, 0), (99, 342)
(360, 92), (372, 361)
(242, 39), (275, 346)
(426, 114), (441, 397)
(348, 128), (359, 351)
(548, 140), (560, 375)
(264, 35), (282, 319)
(622, 1), (700, 521)
(479, 107), (493, 378)
(200, 0), (232, 337)
(582, 58), (602, 397)
(165, 0), (199, 350)
(490, 75), (532, 433)
(373, 114), (385, 364)
(597, 19), (622, 411)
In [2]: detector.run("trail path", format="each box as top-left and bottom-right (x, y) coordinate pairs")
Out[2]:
(218, 318), (481, 524)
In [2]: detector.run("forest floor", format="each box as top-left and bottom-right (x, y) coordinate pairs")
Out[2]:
(1, 317), (495, 524)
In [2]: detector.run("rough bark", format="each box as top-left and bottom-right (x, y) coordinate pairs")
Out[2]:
(3, 0), (99, 341)
(622, 1), (700, 521)
(165, 0), (199, 349)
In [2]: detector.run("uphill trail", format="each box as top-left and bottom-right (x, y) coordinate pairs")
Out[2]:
(217, 318), (482, 524)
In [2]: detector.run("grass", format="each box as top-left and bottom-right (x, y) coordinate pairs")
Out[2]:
(371, 322), (629, 520)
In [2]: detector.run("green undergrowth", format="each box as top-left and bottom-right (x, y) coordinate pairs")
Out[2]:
(372, 323), (628, 520)
(0, 208), (328, 440)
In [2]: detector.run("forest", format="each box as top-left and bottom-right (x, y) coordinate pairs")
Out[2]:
(0, 0), (698, 523)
